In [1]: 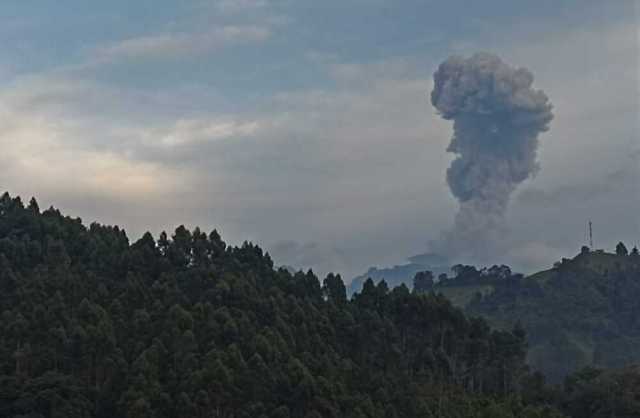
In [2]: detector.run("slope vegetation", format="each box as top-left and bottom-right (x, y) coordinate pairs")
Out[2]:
(430, 251), (640, 383)
(0, 193), (563, 418)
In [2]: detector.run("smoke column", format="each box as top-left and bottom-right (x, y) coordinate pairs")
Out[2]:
(430, 53), (553, 259)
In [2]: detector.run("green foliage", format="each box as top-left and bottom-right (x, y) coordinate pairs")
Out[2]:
(412, 271), (434, 293)
(427, 249), (640, 384)
(563, 365), (640, 418)
(0, 193), (567, 417)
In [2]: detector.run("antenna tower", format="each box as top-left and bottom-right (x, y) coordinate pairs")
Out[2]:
(588, 221), (593, 248)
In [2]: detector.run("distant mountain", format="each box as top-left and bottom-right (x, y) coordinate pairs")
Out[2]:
(349, 252), (450, 294)
(428, 247), (640, 383)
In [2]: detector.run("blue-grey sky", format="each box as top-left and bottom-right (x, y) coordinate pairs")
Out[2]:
(1, 1), (638, 280)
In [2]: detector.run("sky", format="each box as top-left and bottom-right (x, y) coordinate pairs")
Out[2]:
(1, 0), (638, 281)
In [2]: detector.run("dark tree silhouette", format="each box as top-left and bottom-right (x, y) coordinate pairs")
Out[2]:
(0, 192), (582, 417)
(616, 242), (629, 256)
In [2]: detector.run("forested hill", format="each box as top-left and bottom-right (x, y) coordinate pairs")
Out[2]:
(0, 192), (567, 417)
(1, 192), (637, 418)
(423, 247), (640, 384)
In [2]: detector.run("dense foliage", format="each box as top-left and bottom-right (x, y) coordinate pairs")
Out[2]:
(426, 249), (640, 384)
(562, 365), (640, 418)
(0, 192), (570, 417)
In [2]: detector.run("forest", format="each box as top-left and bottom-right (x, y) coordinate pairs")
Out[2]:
(415, 245), (640, 385)
(0, 192), (638, 418)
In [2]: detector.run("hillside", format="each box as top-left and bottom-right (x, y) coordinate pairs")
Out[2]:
(0, 193), (568, 418)
(562, 365), (640, 417)
(428, 249), (640, 383)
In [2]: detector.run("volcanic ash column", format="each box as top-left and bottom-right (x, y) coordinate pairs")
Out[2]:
(430, 53), (553, 260)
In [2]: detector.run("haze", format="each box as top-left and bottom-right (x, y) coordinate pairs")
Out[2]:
(1, 0), (637, 280)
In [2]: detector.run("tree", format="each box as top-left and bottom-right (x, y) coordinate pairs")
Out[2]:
(0, 192), (570, 418)
(27, 197), (40, 214)
(413, 271), (434, 293)
(322, 273), (347, 305)
(616, 242), (629, 256)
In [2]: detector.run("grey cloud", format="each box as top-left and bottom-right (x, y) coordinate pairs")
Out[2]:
(0, 60), (451, 278)
(517, 147), (639, 207)
(503, 159), (640, 274)
(517, 167), (631, 207)
(92, 25), (271, 63)
(2, 16), (636, 283)
(268, 240), (349, 278)
(214, 0), (268, 14)
(430, 53), (554, 261)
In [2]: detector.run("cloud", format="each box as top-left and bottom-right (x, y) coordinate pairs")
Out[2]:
(92, 25), (271, 63)
(137, 118), (264, 148)
(0, 88), (186, 196)
(0, 3), (636, 281)
(0, 75), (200, 237)
(516, 164), (635, 207)
(327, 58), (417, 85)
(505, 241), (565, 272)
(268, 240), (349, 277)
(508, 152), (640, 264)
(0, 107), (187, 214)
(428, 53), (553, 261)
(214, 0), (268, 14)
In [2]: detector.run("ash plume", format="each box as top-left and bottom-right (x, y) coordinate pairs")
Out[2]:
(430, 53), (553, 260)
